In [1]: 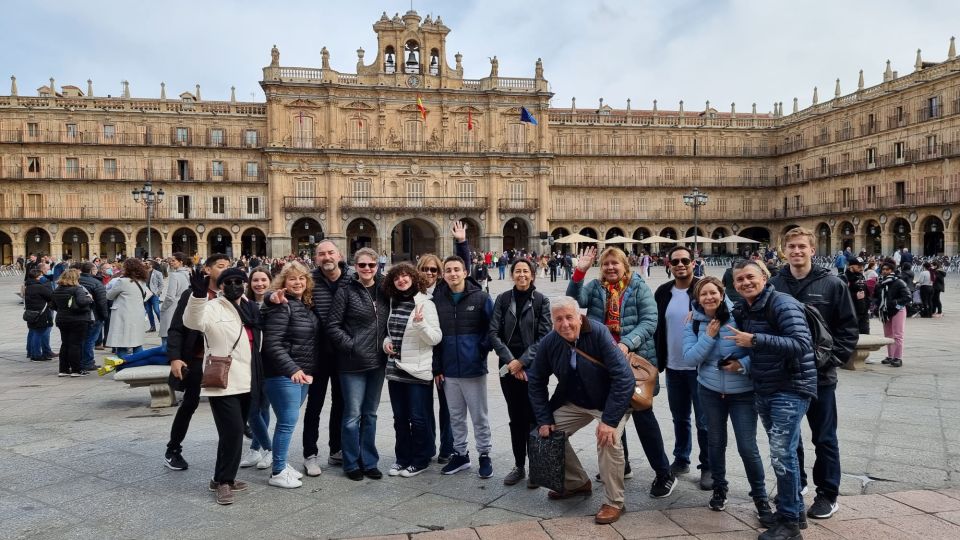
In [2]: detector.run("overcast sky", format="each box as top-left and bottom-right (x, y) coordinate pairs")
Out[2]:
(2, 0), (956, 114)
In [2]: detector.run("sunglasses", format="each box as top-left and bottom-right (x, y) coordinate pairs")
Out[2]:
(670, 258), (692, 266)
(222, 278), (246, 286)
(356, 262), (377, 269)
(420, 267), (439, 273)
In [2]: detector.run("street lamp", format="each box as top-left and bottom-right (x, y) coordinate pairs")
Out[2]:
(682, 187), (708, 255)
(250, 233), (256, 256)
(131, 181), (165, 259)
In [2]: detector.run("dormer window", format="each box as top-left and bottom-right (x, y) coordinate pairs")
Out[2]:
(404, 40), (420, 74)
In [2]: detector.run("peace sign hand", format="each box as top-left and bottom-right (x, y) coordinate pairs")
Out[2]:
(577, 246), (597, 272)
(723, 325), (755, 348)
(412, 304), (424, 323)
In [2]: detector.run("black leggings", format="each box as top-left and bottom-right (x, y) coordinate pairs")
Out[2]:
(499, 372), (535, 468)
(932, 289), (943, 314)
(209, 393), (251, 484)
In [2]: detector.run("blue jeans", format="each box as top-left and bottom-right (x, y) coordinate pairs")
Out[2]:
(340, 369), (385, 472)
(113, 346), (143, 356)
(666, 368), (709, 470)
(498, 266), (506, 279)
(249, 391), (272, 452)
(798, 383), (841, 500)
(756, 391), (811, 522)
(27, 326), (53, 359)
(264, 376), (309, 475)
(82, 320), (104, 369)
(144, 296), (160, 329)
(388, 381), (436, 469)
(699, 385), (766, 498)
(115, 344), (167, 370)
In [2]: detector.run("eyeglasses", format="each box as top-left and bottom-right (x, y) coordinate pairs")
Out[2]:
(420, 267), (439, 274)
(670, 258), (692, 266)
(356, 262), (377, 269)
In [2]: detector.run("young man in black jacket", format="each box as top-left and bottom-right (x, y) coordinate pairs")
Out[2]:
(770, 228), (858, 521)
(78, 262), (109, 371)
(163, 254), (231, 471)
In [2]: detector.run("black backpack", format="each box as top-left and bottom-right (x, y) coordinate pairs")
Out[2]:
(737, 291), (838, 370)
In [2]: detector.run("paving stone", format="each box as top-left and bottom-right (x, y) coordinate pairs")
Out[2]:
(609, 510), (688, 539)
(819, 517), (910, 539)
(662, 506), (752, 534)
(475, 520), (551, 540)
(884, 489), (960, 512)
(539, 516), (623, 539)
(832, 494), (924, 520)
(935, 510), (960, 526)
(878, 513), (960, 539)
(412, 528), (480, 540)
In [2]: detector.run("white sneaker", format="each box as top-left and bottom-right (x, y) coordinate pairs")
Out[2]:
(387, 463), (403, 477)
(256, 450), (273, 470)
(303, 455), (322, 477)
(239, 448), (262, 468)
(285, 463), (304, 479)
(864, 357), (881, 364)
(268, 467), (302, 489)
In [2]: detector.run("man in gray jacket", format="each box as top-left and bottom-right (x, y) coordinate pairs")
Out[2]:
(159, 253), (192, 348)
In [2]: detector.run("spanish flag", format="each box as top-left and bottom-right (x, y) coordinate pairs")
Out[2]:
(467, 110), (474, 131)
(417, 94), (427, 121)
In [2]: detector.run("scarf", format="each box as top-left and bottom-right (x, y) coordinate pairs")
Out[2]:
(603, 276), (630, 340)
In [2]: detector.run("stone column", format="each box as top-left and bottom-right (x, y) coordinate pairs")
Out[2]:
(854, 232), (866, 255)
(267, 237), (287, 258)
(231, 239), (242, 259)
(944, 228), (958, 256)
(880, 229), (892, 256)
(161, 240), (173, 258)
(909, 230), (921, 254)
(197, 238), (209, 258)
(50, 240), (63, 261)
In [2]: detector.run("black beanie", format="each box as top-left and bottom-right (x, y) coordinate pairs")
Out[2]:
(217, 268), (248, 287)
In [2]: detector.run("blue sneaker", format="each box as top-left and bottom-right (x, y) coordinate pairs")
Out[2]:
(478, 453), (493, 479)
(441, 452), (471, 475)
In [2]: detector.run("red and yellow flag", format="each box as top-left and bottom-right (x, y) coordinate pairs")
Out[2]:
(467, 109), (474, 131)
(416, 94), (427, 121)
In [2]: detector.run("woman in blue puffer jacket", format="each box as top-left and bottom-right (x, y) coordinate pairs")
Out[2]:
(683, 276), (770, 519)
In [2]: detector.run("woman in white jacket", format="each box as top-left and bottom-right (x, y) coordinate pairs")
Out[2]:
(105, 258), (153, 355)
(381, 262), (442, 478)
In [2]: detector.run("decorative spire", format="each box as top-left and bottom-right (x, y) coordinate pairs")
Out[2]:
(705, 100), (710, 111)
(122, 80), (130, 98)
(571, 96), (576, 111)
(678, 100), (684, 114)
(779, 102), (783, 116)
(751, 102), (756, 115)
(230, 86), (236, 103)
(792, 97), (798, 113)
(535, 58), (543, 79)
(812, 86), (819, 104)
(858, 69), (864, 91)
(950, 37), (957, 60)
(10, 75), (16, 96)
(195, 84), (201, 101)
(598, 97), (603, 109)
(652, 99), (657, 112)
(49, 77), (56, 96)
(160, 82), (166, 100)
(270, 44), (279, 67)
(730, 102), (736, 115)
(87, 79), (93, 97)
(833, 79), (840, 98)
(884, 59), (893, 81)
(915, 48), (923, 71)
(626, 98), (631, 112)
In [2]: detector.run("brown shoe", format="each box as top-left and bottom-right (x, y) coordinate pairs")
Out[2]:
(595, 504), (622, 524)
(215, 483), (234, 505)
(548, 480), (592, 500)
(209, 480), (248, 492)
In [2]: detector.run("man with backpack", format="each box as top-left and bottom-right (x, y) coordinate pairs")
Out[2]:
(770, 228), (858, 522)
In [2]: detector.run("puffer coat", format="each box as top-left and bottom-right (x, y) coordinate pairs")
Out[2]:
(261, 294), (319, 378)
(683, 297), (753, 395)
(328, 275), (387, 373)
(733, 283), (817, 399)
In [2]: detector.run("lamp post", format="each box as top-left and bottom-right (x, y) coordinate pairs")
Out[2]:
(682, 187), (708, 256)
(131, 181), (164, 259)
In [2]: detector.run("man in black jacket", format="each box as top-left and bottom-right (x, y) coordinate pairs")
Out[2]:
(770, 228), (858, 521)
(838, 256), (870, 334)
(163, 254), (231, 471)
(528, 296), (635, 525)
(79, 262), (109, 371)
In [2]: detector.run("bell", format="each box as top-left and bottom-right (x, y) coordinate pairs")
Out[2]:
(386, 53), (394, 66)
(405, 50), (418, 67)
(430, 56), (438, 67)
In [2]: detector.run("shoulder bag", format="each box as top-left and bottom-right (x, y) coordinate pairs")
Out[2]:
(571, 345), (657, 411)
(201, 324), (244, 389)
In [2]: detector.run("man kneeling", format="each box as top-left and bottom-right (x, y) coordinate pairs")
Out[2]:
(528, 296), (635, 524)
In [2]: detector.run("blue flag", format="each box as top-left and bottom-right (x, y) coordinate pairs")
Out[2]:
(520, 106), (538, 125)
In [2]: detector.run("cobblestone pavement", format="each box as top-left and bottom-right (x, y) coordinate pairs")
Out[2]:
(2, 265), (959, 539)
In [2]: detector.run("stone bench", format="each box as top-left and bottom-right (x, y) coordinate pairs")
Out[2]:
(113, 365), (177, 408)
(843, 334), (894, 371)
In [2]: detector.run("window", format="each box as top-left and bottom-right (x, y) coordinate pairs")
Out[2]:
(27, 157), (40, 172)
(663, 167), (675, 181)
(716, 198), (727, 213)
(866, 113), (876, 133)
(662, 198), (675, 211)
(866, 147), (876, 166)
(177, 159), (190, 181)
(212, 161), (224, 177)
(867, 185), (878, 204)
(894, 181), (906, 204)
(352, 180), (371, 206)
(794, 164), (802, 178)
(210, 128), (225, 146)
(664, 139), (675, 155)
(636, 167), (648, 183)
(347, 117), (367, 147)
(211, 196), (225, 215)
(293, 115), (314, 148)
(741, 168), (753, 182)
(690, 168), (701, 181)
(715, 167), (726, 180)
(457, 181), (476, 206)
(928, 96), (940, 118)
(819, 157), (828, 174)
(894, 141), (905, 161)
(26, 193), (43, 215)
(758, 199), (769, 213)
(27, 123), (39, 137)
(246, 197), (260, 215)
(403, 120), (422, 150)
(509, 182), (525, 201)
(103, 124), (115, 140)
(610, 198), (621, 215)
(927, 135), (938, 156)
(245, 161), (258, 178)
(295, 179), (315, 205)
(176, 127), (189, 143)
(65, 158), (79, 176)
(508, 123), (524, 152)
(103, 158), (117, 176)
(176, 195), (191, 218)
(840, 188), (853, 208)
(406, 181), (424, 206)
(895, 106), (905, 123)
(553, 196), (566, 213)
(66, 123), (78, 138)
(244, 130), (258, 147)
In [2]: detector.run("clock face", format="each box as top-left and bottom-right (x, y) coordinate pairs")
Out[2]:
(407, 75), (421, 88)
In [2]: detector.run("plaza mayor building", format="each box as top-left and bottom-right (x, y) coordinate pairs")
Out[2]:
(1, 9), (959, 264)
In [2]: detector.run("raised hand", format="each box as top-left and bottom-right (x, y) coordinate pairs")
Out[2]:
(577, 246), (597, 272)
(189, 270), (210, 298)
(706, 319), (721, 338)
(723, 325), (755, 348)
(452, 220), (467, 243)
(269, 288), (289, 304)
(412, 304), (424, 323)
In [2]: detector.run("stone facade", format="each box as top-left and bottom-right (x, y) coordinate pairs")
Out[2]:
(1, 10), (959, 264)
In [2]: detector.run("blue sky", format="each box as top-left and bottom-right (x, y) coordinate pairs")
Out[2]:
(1, 0), (956, 113)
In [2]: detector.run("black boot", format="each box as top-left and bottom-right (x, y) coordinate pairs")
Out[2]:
(758, 519), (802, 540)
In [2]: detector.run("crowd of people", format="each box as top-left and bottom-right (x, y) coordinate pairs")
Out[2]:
(19, 224), (936, 539)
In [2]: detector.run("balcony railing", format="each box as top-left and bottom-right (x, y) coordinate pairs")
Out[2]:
(0, 165), (266, 183)
(498, 198), (539, 212)
(339, 196), (488, 211)
(282, 196), (327, 212)
(0, 129), (262, 148)
(552, 143), (775, 158)
(1, 205), (266, 221)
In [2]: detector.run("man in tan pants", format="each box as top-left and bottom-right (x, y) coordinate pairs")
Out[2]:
(528, 297), (636, 524)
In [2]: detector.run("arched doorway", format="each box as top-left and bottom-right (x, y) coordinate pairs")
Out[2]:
(503, 218), (530, 253)
(816, 223), (832, 254)
(891, 218), (911, 252)
(135, 228), (163, 259)
(658, 227), (677, 255)
(391, 218), (438, 262)
(864, 220), (882, 255)
(604, 227), (626, 252)
(457, 217), (482, 253)
(922, 217), (944, 256)
(838, 222), (855, 252)
(61, 227), (90, 260)
(346, 219), (377, 257)
(0, 230), (13, 264)
(711, 227), (729, 255)
(25, 227), (51, 257)
(99, 228), (126, 261)
(242, 228), (267, 258)
(579, 227), (599, 251)
(632, 227), (652, 256)
(291, 218), (323, 257)
(740, 226), (770, 258)
(551, 227), (571, 253)
(207, 228), (233, 257)
(172, 228), (198, 257)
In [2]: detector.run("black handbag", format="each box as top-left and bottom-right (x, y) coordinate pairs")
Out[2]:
(527, 429), (566, 493)
(22, 304), (47, 324)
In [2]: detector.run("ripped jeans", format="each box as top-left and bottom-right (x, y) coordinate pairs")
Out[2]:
(756, 391), (810, 523)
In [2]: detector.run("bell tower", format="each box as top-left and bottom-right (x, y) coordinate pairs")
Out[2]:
(357, 10), (459, 88)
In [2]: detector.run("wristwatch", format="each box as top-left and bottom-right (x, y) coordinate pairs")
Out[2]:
(751, 335), (758, 347)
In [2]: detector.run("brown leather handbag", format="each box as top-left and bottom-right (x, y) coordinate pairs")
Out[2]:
(573, 346), (657, 411)
(200, 328), (243, 390)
